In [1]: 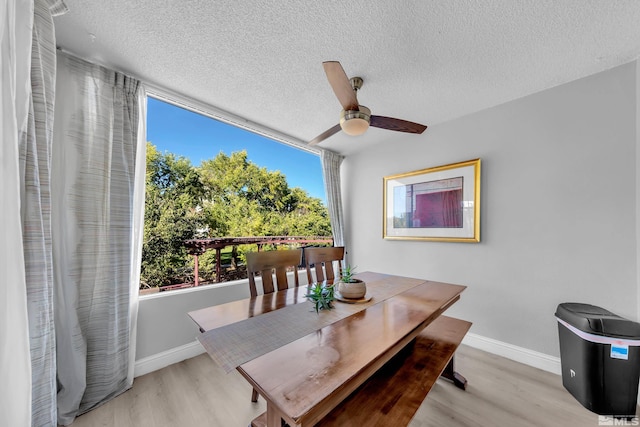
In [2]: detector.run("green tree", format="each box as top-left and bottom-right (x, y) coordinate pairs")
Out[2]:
(141, 145), (332, 289)
(141, 143), (205, 288)
(282, 188), (332, 236)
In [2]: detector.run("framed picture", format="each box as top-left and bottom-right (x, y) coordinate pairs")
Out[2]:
(383, 159), (481, 242)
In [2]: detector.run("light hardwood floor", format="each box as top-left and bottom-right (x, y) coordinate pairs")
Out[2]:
(70, 345), (616, 427)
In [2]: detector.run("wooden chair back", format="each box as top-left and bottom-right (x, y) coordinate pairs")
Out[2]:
(304, 246), (345, 284)
(246, 249), (302, 297)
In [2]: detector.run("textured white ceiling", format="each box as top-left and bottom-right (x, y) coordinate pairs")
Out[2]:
(54, 0), (640, 155)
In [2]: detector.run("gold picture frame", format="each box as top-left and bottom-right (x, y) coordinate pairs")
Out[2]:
(383, 159), (481, 242)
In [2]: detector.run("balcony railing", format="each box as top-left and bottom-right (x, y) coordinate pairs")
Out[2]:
(139, 236), (333, 295)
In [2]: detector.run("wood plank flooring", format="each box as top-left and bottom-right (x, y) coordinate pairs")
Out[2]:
(69, 345), (614, 427)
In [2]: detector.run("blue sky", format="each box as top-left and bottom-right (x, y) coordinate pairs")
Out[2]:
(146, 97), (326, 203)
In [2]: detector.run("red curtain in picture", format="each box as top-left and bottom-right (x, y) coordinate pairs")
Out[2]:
(414, 189), (462, 228)
(442, 189), (463, 227)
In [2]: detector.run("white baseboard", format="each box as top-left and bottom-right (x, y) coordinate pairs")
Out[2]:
(462, 334), (640, 405)
(140, 334), (640, 405)
(462, 332), (562, 375)
(134, 340), (205, 378)
(135, 334), (640, 408)
(134, 333), (561, 379)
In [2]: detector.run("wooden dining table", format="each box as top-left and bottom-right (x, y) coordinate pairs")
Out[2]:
(188, 271), (467, 427)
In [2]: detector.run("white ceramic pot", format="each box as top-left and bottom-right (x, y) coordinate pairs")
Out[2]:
(338, 279), (366, 299)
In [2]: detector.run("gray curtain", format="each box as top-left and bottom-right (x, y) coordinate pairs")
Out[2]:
(52, 52), (146, 425)
(19, 1), (62, 425)
(320, 149), (345, 248)
(3, 0), (67, 425)
(2, 2), (145, 425)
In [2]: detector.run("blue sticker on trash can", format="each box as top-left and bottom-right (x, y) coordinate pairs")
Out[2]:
(611, 344), (629, 360)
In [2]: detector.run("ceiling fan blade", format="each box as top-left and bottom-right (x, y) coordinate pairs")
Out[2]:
(370, 115), (427, 134)
(323, 61), (359, 111)
(309, 123), (342, 146)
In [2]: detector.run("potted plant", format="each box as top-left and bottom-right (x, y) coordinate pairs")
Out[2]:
(337, 265), (366, 299)
(307, 282), (335, 313)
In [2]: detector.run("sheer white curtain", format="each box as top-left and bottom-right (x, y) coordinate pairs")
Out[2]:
(1, 1), (35, 425)
(320, 149), (345, 248)
(2, 0), (67, 425)
(52, 52), (146, 425)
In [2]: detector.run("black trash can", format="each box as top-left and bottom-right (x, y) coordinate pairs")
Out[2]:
(555, 303), (640, 417)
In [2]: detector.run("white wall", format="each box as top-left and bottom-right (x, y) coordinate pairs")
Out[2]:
(136, 280), (251, 360)
(135, 271), (309, 363)
(342, 61), (638, 358)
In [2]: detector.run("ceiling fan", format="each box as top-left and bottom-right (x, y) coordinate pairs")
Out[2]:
(308, 61), (428, 146)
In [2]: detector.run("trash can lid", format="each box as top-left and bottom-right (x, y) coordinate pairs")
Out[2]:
(555, 303), (640, 339)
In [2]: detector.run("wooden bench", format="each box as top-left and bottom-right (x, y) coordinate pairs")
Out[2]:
(250, 315), (471, 427)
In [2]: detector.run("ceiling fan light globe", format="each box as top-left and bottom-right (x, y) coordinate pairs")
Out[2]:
(341, 118), (369, 136)
(340, 106), (371, 136)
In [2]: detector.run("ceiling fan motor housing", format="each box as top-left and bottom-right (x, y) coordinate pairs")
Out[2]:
(340, 105), (371, 136)
(308, 62), (427, 145)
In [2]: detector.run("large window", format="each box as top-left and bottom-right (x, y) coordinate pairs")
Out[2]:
(140, 96), (331, 294)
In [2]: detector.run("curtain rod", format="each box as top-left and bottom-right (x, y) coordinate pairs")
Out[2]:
(55, 47), (320, 156)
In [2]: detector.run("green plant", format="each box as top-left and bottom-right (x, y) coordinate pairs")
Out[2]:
(340, 265), (358, 283)
(306, 282), (335, 313)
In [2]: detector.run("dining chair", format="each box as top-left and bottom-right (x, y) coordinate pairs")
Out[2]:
(304, 246), (345, 285)
(245, 248), (303, 403)
(246, 248), (302, 298)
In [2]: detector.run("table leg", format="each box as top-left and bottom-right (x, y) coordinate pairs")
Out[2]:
(265, 404), (293, 427)
(441, 355), (467, 390)
(266, 404), (281, 427)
